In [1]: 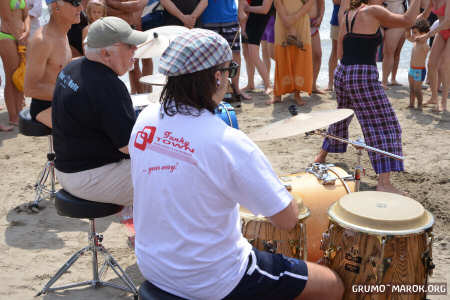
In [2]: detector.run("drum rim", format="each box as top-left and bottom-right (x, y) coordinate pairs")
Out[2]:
(240, 207), (311, 222)
(328, 205), (434, 235)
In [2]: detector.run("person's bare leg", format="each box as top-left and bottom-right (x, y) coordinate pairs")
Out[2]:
(327, 39), (338, 91)
(314, 149), (328, 163)
(425, 35), (444, 106)
(408, 75), (415, 108)
(261, 40), (271, 75)
(294, 92), (306, 105)
(376, 172), (405, 195)
(389, 36), (405, 86)
(242, 42), (255, 91)
(382, 28), (404, 89)
(294, 261), (344, 300)
(311, 32), (325, 94)
(266, 94), (282, 104)
(35, 107), (53, 128)
(413, 80), (423, 110)
(248, 43), (272, 94)
(232, 51), (251, 100)
(0, 38), (23, 125)
(436, 40), (450, 112)
(141, 58), (153, 93)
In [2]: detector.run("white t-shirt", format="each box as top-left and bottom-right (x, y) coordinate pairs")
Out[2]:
(129, 104), (292, 300)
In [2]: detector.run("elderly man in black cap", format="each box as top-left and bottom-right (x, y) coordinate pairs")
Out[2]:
(51, 16), (148, 206)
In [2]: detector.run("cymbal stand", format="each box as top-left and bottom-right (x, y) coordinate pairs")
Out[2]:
(306, 129), (405, 192)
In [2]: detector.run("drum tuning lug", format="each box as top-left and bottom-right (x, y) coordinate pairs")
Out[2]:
(263, 240), (278, 254)
(320, 233), (330, 251)
(422, 250), (435, 275)
(324, 247), (338, 261)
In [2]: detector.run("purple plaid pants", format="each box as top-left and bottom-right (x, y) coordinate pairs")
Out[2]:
(322, 64), (404, 174)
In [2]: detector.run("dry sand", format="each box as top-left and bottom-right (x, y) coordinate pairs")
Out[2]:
(0, 86), (449, 299)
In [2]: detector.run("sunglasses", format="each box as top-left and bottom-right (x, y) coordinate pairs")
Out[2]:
(62, 0), (81, 7)
(219, 61), (239, 79)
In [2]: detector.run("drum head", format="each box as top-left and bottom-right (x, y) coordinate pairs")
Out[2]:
(329, 191), (434, 235)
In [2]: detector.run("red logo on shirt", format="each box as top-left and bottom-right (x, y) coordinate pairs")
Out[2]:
(134, 126), (156, 151)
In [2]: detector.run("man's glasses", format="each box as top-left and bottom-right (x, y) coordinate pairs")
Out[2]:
(62, 0), (81, 7)
(219, 61), (239, 79)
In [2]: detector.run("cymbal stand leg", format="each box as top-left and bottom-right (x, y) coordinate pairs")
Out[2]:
(354, 149), (363, 192)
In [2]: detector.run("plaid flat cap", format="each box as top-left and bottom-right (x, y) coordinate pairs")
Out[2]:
(159, 28), (232, 77)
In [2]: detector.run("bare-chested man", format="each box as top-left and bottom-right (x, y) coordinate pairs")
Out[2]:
(106, 0), (152, 94)
(309, 0), (325, 94)
(24, 0), (81, 128)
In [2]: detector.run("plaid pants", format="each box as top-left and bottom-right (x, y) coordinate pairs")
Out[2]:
(322, 64), (404, 174)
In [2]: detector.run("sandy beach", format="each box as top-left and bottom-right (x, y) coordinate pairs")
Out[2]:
(0, 84), (449, 299)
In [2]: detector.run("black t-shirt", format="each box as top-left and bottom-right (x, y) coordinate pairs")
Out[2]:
(52, 58), (136, 173)
(163, 0), (202, 27)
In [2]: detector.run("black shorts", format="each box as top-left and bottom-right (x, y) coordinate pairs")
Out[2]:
(243, 13), (271, 45)
(203, 22), (240, 51)
(223, 248), (308, 300)
(30, 98), (52, 120)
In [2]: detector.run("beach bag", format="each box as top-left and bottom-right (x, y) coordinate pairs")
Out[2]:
(142, 0), (165, 31)
(12, 45), (26, 92)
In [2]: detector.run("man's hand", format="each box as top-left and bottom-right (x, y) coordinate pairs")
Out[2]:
(415, 32), (430, 43)
(182, 14), (196, 29)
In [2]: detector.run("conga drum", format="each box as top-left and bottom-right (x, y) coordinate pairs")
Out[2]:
(322, 192), (435, 300)
(279, 164), (355, 262)
(240, 196), (310, 260)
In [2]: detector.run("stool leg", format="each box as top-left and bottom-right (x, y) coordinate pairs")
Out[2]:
(36, 245), (91, 296)
(31, 160), (51, 207)
(30, 139), (56, 208)
(98, 246), (139, 295)
(90, 219), (101, 286)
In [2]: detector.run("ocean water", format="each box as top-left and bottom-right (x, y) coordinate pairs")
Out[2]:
(0, 0), (413, 94)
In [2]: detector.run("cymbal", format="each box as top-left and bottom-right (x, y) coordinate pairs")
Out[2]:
(139, 74), (166, 86)
(248, 109), (354, 141)
(134, 33), (170, 59)
(135, 26), (190, 59)
(131, 92), (161, 107)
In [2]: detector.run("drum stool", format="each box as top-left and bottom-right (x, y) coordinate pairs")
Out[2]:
(37, 189), (138, 299)
(139, 280), (186, 300)
(18, 108), (55, 208)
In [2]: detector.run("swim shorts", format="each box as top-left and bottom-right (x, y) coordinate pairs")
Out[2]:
(409, 66), (426, 82)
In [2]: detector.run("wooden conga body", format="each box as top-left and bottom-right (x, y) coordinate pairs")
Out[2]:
(241, 202), (310, 259)
(322, 192), (434, 300)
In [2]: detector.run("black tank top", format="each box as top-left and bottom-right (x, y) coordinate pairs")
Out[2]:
(341, 10), (382, 66)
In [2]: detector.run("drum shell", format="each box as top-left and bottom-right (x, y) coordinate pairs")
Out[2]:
(279, 167), (355, 262)
(323, 222), (433, 300)
(241, 214), (307, 259)
(214, 102), (239, 129)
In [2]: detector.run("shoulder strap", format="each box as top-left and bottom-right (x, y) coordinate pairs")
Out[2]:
(350, 9), (360, 33)
(345, 10), (350, 33)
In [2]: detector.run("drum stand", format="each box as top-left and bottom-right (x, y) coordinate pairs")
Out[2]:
(306, 129), (404, 192)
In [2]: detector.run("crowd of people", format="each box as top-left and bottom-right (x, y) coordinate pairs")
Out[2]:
(0, 0), (449, 130)
(0, 0), (449, 298)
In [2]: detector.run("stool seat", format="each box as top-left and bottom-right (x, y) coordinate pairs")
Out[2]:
(55, 189), (123, 219)
(19, 108), (51, 136)
(139, 281), (187, 300)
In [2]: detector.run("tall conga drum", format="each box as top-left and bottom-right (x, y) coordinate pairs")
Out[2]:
(322, 191), (435, 300)
(240, 196), (310, 260)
